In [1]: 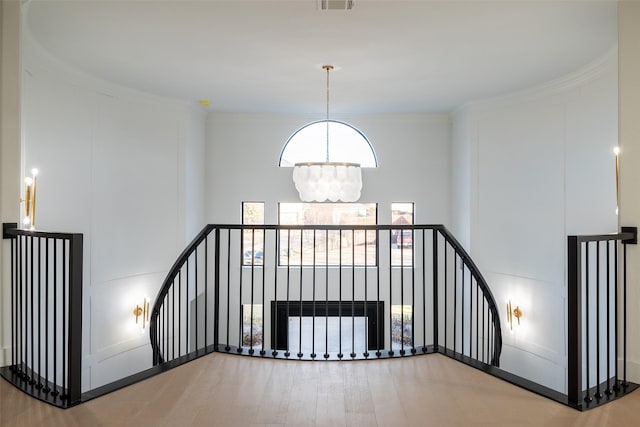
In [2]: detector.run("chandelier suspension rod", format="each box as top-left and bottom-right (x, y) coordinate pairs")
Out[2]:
(324, 65), (333, 163)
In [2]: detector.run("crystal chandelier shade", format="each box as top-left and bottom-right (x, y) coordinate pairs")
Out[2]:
(293, 162), (362, 202)
(292, 65), (362, 203)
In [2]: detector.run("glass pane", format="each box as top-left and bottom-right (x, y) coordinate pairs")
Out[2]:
(391, 202), (414, 266)
(391, 304), (413, 350)
(242, 304), (263, 347)
(279, 203), (377, 266)
(280, 121), (377, 167)
(242, 202), (264, 266)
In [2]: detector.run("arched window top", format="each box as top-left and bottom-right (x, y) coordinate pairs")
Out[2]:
(279, 120), (378, 168)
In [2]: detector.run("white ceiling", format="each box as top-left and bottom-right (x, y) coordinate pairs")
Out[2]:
(24, 0), (618, 114)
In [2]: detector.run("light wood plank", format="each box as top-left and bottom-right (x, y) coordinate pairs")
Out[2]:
(2, 353), (640, 427)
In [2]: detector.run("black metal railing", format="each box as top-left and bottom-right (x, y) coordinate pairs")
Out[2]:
(149, 224), (502, 372)
(1, 224), (83, 408)
(567, 226), (638, 409)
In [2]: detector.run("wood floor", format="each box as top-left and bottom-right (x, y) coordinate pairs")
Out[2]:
(1, 353), (639, 426)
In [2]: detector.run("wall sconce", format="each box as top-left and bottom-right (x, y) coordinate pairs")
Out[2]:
(20, 168), (38, 230)
(506, 300), (522, 331)
(614, 146), (620, 215)
(133, 297), (150, 329)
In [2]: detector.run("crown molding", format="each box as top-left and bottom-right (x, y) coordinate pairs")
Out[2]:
(454, 44), (618, 117)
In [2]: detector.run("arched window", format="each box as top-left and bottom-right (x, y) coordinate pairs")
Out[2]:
(279, 120), (378, 168)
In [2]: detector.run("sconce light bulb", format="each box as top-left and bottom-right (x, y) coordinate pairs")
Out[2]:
(23, 217), (31, 225)
(614, 147), (620, 156)
(31, 168), (39, 176)
(24, 177), (33, 186)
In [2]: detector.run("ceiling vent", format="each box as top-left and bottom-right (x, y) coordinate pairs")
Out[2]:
(318, 0), (354, 10)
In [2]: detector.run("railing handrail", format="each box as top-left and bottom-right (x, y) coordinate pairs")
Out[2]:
(437, 227), (503, 364)
(568, 230), (636, 244)
(150, 223), (503, 366)
(4, 226), (82, 240)
(149, 224), (214, 363)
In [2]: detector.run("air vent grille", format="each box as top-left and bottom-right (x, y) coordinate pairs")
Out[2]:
(319, 0), (354, 10)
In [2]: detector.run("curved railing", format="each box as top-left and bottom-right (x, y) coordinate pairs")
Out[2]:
(150, 224), (502, 369)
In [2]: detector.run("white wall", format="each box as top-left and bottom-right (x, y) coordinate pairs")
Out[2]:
(21, 31), (206, 390)
(0, 0), (22, 367)
(619, 2), (640, 384)
(451, 111), (471, 248)
(206, 112), (451, 226)
(453, 49), (618, 392)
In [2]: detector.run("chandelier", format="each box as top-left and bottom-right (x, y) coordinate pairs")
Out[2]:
(292, 65), (362, 202)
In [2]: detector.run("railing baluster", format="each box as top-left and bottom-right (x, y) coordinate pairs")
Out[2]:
(184, 254), (191, 355)
(250, 228), (256, 354)
(272, 228), (279, 358)
(585, 242), (592, 402)
(470, 276), (473, 359)
(37, 237), (42, 389)
(162, 294), (166, 363)
(67, 234), (83, 404)
(623, 241), (628, 386)
(30, 235), (34, 385)
(10, 236), (15, 371)
(311, 229), (316, 359)
(614, 239), (619, 390)
(226, 229), (231, 352)
(44, 238), (49, 391)
(482, 293), (485, 364)
(238, 228), (243, 353)
(298, 228), (303, 358)
(596, 241), (601, 398)
(364, 229), (369, 358)
(453, 253), (458, 354)
(469, 274), (473, 358)
(444, 240), (447, 352)
(376, 229), (381, 358)
(350, 229), (356, 358)
(339, 228), (343, 359)
(476, 279), (479, 360)
(178, 269), (182, 358)
(432, 229), (438, 353)
(605, 240), (611, 395)
(52, 238), (57, 396)
(461, 260), (465, 356)
(388, 228), (393, 357)
(261, 227), (266, 356)
(422, 229), (426, 353)
(21, 236), (26, 379)
(411, 229), (415, 354)
(400, 228), (405, 356)
(172, 276), (176, 360)
(17, 236), (21, 377)
(62, 240), (67, 398)
(195, 243), (198, 352)
(285, 229), (291, 358)
(324, 229), (329, 359)
(205, 236), (208, 350)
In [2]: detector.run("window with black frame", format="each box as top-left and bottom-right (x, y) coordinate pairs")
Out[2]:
(242, 202), (265, 266)
(391, 202), (414, 267)
(278, 202), (377, 266)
